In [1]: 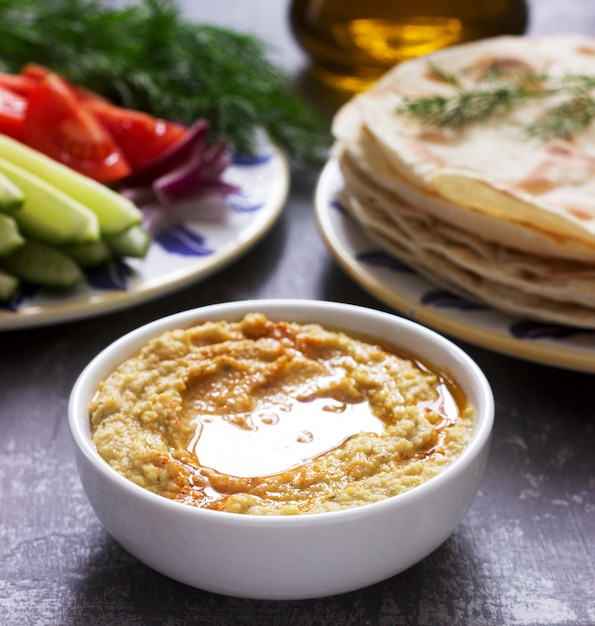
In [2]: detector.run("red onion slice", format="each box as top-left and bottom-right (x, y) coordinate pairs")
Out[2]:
(116, 118), (210, 188)
(152, 139), (238, 206)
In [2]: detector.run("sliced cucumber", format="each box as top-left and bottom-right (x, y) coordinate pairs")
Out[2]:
(0, 267), (19, 300)
(105, 224), (150, 259)
(0, 157), (100, 246)
(0, 213), (25, 257)
(0, 170), (25, 214)
(0, 134), (142, 236)
(60, 239), (112, 268)
(1, 239), (84, 289)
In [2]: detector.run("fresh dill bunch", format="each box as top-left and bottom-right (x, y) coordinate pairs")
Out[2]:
(0, 0), (331, 169)
(395, 63), (595, 140)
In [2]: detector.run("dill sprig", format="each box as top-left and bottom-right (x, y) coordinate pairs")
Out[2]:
(0, 0), (330, 169)
(526, 84), (595, 140)
(396, 63), (595, 140)
(398, 84), (532, 129)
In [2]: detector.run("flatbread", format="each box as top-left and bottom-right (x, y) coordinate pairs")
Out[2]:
(334, 34), (595, 247)
(341, 190), (595, 328)
(336, 136), (595, 263)
(331, 34), (595, 328)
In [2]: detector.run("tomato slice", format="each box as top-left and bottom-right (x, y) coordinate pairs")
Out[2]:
(0, 72), (38, 97)
(0, 85), (27, 141)
(20, 63), (51, 82)
(21, 62), (108, 103)
(85, 99), (187, 173)
(23, 73), (130, 183)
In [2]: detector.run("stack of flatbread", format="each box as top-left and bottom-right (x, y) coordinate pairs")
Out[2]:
(332, 34), (595, 328)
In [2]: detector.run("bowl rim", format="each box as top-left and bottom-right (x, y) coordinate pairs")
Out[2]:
(68, 298), (494, 527)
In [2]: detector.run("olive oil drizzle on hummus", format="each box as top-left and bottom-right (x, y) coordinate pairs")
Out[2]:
(188, 394), (385, 478)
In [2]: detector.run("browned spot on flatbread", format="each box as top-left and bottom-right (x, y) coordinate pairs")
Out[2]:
(564, 206), (595, 222)
(576, 44), (595, 55)
(514, 140), (595, 195)
(516, 176), (556, 195)
(415, 127), (455, 144)
(544, 141), (574, 156)
(470, 54), (539, 81)
(406, 139), (445, 167)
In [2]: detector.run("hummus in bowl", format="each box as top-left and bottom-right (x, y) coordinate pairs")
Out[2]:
(69, 299), (493, 599)
(89, 312), (475, 515)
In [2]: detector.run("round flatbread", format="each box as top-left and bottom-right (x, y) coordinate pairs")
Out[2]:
(336, 137), (595, 263)
(332, 34), (595, 328)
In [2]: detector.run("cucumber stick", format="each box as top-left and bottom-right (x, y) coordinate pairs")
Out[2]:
(105, 224), (150, 259)
(0, 267), (19, 300)
(0, 213), (25, 256)
(0, 170), (25, 213)
(0, 157), (100, 245)
(60, 239), (112, 268)
(1, 239), (83, 289)
(0, 134), (142, 236)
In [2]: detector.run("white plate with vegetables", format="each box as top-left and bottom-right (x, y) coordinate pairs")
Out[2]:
(0, 137), (289, 331)
(0, 7), (324, 332)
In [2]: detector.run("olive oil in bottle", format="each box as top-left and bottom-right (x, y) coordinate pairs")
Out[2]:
(289, 0), (529, 92)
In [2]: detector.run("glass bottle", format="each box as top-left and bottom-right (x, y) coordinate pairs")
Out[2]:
(289, 0), (529, 92)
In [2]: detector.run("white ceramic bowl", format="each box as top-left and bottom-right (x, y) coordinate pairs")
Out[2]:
(69, 299), (494, 600)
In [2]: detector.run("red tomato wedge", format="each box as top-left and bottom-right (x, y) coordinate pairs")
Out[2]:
(85, 99), (188, 172)
(22, 63), (109, 104)
(23, 73), (131, 183)
(0, 72), (38, 97)
(20, 63), (50, 82)
(0, 85), (27, 141)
